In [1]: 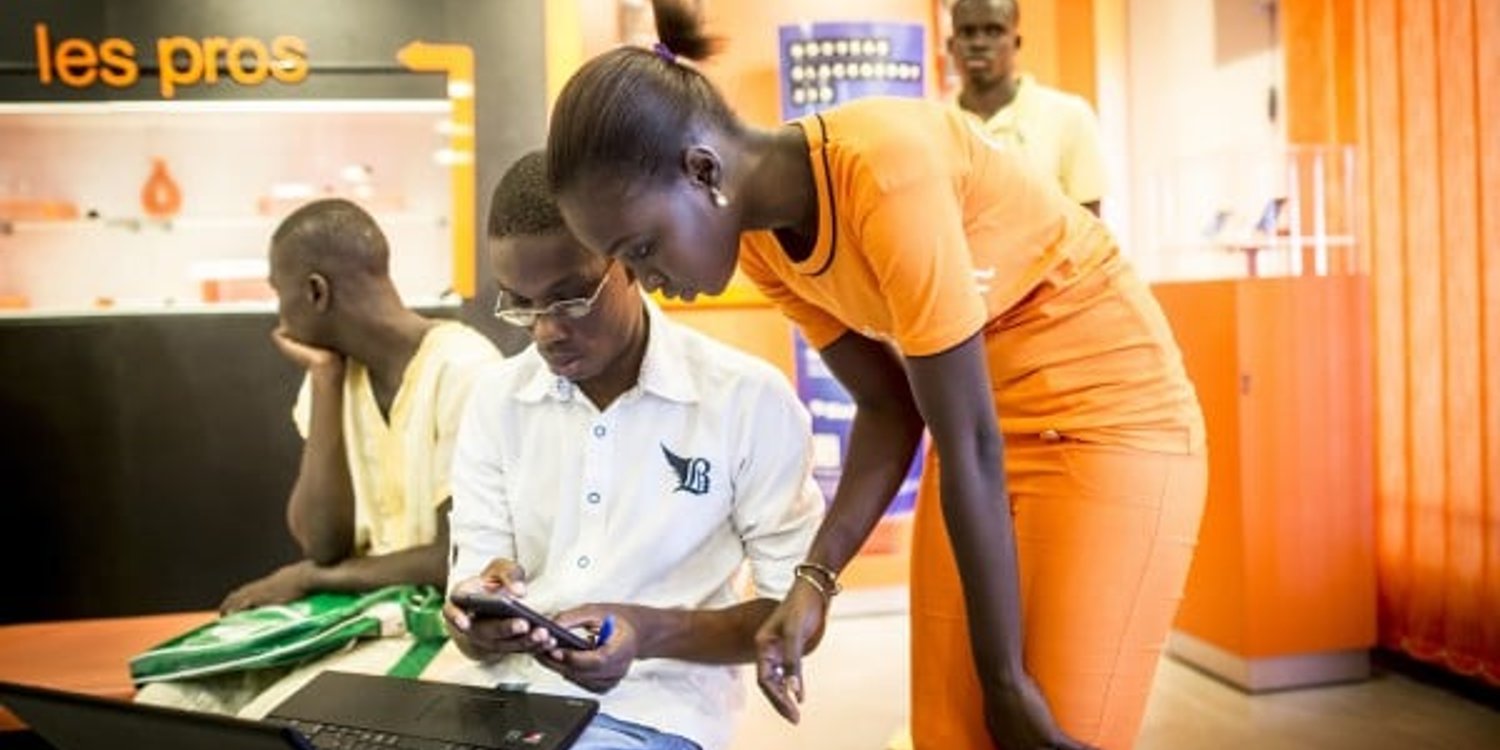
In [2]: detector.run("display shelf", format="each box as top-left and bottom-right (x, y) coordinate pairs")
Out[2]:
(0, 294), (461, 320)
(0, 99), (450, 117)
(1148, 144), (1360, 280)
(0, 95), (454, 312)
(0, 212), (446, 236)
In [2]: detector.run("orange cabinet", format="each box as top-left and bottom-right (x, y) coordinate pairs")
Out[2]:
(1153, 275), (1375, 691)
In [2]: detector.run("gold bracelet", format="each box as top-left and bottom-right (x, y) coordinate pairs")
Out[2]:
(795, 569), (834, 605)
(794, 562), (843, 597)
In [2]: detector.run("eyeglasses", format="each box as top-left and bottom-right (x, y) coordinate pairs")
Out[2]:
(492, 261), (614, 328)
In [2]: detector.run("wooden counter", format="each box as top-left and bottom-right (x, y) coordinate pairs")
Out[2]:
(1153, 275), (1376, 691)
(0, 611), (214, 730)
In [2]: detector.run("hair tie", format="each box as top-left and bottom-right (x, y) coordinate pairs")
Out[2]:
(651, 41), (677, 64)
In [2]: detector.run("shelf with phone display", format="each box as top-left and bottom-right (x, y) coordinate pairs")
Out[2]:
(1, 211), (446, 235)
(1193, 196), (1358, 278)
(0, 0), (547, 628)
(1149, 144), (1361, 281)
(0, 101), (455, 314)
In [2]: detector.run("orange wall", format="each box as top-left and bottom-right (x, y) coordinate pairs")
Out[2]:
(1047, 0), (1099, 105)
(1283, 0), (1357, 144)
(662, 303), (796, 381)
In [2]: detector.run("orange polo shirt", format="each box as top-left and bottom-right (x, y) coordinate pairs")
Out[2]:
(739, 97), (1201, 454)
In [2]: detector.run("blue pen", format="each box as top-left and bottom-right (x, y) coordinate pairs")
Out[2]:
(596, 615), (615, 649)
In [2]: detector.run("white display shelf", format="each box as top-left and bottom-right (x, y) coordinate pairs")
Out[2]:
(1148, 144), (1362, 280)
(0, 99), (450, 117)
(0, 97), (454, 313)
(0, 294), (462, 320)
(0, 212), (446, 235)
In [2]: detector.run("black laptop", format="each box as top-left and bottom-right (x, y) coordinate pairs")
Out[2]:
(1, 672), (597, 750)
(268, 671), (597, 749)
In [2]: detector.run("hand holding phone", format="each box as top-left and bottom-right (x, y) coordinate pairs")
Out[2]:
(450, 589), (596, 650)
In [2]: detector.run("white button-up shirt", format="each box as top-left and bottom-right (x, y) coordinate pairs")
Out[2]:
(443, 299), (823, 750)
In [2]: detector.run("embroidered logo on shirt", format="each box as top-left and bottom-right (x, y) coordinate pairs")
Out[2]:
(973, 266), (996, 294)
(661, 444), (711, 495)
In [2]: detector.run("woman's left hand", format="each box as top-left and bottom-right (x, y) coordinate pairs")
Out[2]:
(985, 670), (1097, 750)
(753, 578), (829, 723)
(536, 605), (637, 694)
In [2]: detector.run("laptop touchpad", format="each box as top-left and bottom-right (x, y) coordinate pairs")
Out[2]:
(417, 693), (530, 744)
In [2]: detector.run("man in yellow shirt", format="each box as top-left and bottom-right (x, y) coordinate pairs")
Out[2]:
(137, 198), (499, 713)
(226, 198), (499, 612)
(949, 0), (1106, 215)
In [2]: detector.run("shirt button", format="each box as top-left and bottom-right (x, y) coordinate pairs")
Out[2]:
(593, 425), (606, 438)
(577, 556), (591, 569)
(586, 492), (601, 504)
(1040, 429), (1062, 443)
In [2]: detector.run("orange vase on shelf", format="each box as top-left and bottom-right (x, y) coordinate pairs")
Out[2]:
(140, 157), (182, 219)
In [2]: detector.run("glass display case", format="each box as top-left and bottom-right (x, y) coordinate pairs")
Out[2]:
(0, 99), (454, 314)
(1146, 143), (1361, 281)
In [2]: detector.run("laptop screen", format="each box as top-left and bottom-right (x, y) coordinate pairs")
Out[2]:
(0, 680), (312, 750)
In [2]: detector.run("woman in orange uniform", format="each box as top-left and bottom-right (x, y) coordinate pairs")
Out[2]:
(545, 3), (1206, 748)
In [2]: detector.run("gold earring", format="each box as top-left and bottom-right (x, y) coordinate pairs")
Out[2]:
(710, 186), (728, 208)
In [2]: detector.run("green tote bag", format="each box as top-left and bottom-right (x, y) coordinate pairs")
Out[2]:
(129, 585), (446, 684)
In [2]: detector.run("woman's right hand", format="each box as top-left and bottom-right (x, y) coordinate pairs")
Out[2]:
(753, 578), (830, 723)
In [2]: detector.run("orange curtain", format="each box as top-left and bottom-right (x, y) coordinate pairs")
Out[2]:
(1350, 0), (1500, 684)
(1287, 0), (1500, 685)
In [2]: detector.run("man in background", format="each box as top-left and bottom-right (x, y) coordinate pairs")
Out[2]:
(948, 0), (1107, 215)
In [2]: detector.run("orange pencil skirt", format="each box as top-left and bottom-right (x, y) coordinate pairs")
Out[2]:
(908, 435), (1207, 749)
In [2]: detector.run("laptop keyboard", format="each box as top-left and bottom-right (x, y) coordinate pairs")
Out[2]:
(280, 718), (502, 750)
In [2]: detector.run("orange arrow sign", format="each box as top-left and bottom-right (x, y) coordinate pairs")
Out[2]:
(399, 41), (477, 298)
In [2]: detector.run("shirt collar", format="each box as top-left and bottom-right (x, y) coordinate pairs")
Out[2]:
(635, 296), (699, 403)
(987, 72), (1036, 131)
(512, 294), (699, 406)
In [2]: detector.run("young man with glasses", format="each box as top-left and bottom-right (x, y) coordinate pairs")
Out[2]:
(436, 151), (824, 750)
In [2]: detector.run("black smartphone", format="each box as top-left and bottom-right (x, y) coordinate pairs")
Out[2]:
(450, 590), (595, 650)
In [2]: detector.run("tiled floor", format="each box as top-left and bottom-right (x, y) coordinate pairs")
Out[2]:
(729, 588), (1500, 750)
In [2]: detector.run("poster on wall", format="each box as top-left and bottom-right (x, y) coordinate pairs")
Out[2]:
(777, 21), (925, 121)
(794, 333), (921, 516)
(779, 21), (927, 522)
